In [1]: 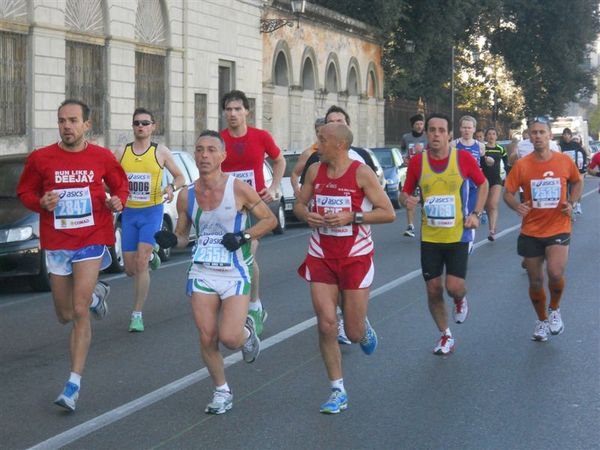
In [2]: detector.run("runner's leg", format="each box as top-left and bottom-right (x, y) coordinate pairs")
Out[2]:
(311, 282), (342, 381)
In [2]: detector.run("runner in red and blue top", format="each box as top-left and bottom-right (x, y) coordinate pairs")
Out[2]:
(454, 115), (486, 218)
(295, 122), (395, 414)
(220, 90), (286, 337)
(17, 99), (129, 412)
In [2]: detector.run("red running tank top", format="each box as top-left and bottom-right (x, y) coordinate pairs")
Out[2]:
(308, 160), (373, 259)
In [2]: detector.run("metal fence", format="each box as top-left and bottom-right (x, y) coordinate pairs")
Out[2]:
(66, 40), (105, 135)
(0, 31), (27, 136)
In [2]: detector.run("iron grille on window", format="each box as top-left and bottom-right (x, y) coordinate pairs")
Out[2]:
(136, 52), (165, 135)
(194, 93), (207, 137)
(66, 41), (105, 135)
(0, 31), (27, 137)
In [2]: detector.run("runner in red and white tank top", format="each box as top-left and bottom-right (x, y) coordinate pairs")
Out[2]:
(308, 160), (373, 259)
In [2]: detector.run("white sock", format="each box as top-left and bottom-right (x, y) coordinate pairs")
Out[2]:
(330, 378), (345, 392)
(248, 299), (262, 312)
(90, 293), (100, 308)
(132, 311), (142, 319)
(443, 328), (452, 337)
(216, 382), (230, 393)
(69, 372), (81, 387)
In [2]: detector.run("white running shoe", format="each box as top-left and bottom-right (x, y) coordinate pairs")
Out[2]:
(90, 281), (110, 320)
(205, 389), (233, 414)
(452, 297), (469, 324)
(403, 224), (415, 237)
(548, 309), (564, 335)
(242, 316), (260, 363)
(532, 320), (549, 342)
(337, 316), (351, 345)
(433, 334), (455, 355)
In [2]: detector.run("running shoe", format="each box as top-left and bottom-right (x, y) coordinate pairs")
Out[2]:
(149, 249), (161, 270)
(531, 320), (549, 342)
(205, 389), (233, 415)
(337, 316), (351, 345)
(242, 315), (260, 363)
(248, 307), (268, 337)
(480, 211), (488, 224)
(403, 224), (415, 237)
(452, 298), (469, 324)
(574, 202), (582, 215)
(433, 334), (455, 355)
(90, 281), (110, 320)
(548, 309), (564, 335)
(319, 388), (348, 414)
(129, 316), (145, 332)
(54, 381), (79, 412)
(359, 318), (378, 355)
(487, 231), (495, 242)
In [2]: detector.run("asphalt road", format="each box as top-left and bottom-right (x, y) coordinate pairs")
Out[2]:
(1, 178), (599, 450)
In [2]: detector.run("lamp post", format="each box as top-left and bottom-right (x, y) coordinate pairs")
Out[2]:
(451, 46), (455, 132)
(260, 0), (306, 33)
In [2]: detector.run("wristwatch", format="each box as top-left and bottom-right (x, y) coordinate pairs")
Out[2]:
(243, 232), (252, 241)
(354, 211), (364, 224)
(471, 211), (483, 219)
(168, 183), (176, 191)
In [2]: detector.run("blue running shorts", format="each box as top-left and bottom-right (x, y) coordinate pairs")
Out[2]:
(121, 204), (164, 252)
(46, 245), (112, 276)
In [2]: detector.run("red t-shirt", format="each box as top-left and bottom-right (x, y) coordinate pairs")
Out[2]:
(402, 148), (487, 194)
(220, 127), (281, 192)
(17, 143), (129, 250)
(589, 152), (600, 171)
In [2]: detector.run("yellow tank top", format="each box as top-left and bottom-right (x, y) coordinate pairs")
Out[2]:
(420, 148), (467, 243)
(120, 142), (164, 208)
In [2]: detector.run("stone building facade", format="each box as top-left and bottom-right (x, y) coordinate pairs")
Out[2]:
(0, 0), (384, 156)
(262, 0), (385, 151)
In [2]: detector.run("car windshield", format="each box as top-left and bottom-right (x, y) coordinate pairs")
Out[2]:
(283, 154), (299, 177)
(0, 161), (24, 198)
(372, 150), (393, 167)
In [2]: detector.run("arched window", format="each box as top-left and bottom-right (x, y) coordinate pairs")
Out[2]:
(301, 58), (315, 90)
(367, 70), (377, 97)
(326, 63), (338, 93)
(347, 67), (358, 96)
(274, 51), (289, 87)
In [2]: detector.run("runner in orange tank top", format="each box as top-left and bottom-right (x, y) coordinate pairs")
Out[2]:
(504, 117), (583, 342)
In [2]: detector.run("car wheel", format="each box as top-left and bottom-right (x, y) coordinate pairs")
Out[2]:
(273, 199), (286, 234)
(107, 220), (125, 273)
(158, 218), (172, 261)
(30, 249), (51, 292)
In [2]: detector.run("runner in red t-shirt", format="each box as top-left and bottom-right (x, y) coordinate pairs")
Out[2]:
(219, 90), (285, 336)
(16, 100), (129, 412)
(294, 123), (395, 413)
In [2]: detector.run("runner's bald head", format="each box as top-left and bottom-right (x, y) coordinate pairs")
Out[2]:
(321, 122), (353, 150)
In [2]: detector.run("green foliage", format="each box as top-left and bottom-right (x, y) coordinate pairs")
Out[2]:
(315, 0), (599, 124)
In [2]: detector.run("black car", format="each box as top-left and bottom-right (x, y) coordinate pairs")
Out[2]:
(0, 155), (51, 291)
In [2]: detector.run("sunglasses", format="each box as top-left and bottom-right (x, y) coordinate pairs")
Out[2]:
(527, 116), (551, 126)
(133, 120), (154, 126)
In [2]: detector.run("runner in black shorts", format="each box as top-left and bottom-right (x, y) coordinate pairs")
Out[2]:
(421, 242), (470, 281)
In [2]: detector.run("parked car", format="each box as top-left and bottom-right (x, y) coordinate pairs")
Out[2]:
(0, 155), (51, 291)
(281, 152), (301, 221)
(370, 147), (406, 209)
(363, 148), (386, 191)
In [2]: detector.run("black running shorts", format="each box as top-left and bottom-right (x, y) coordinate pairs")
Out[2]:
(420, 241), (470, 281)
(517, 233), (570, 258)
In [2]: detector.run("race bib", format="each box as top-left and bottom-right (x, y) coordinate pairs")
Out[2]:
(54, 187), (94, 229)
(315, 194), (352, 236)
(531, 178), (560, 208)
(227, 170), (255, 189)
(424, 195), (456, 227)
(193, 235), (233, 269)
(127, 172), (151, 202)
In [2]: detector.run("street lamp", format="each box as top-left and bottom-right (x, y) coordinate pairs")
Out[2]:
(260, 0), (306, 33)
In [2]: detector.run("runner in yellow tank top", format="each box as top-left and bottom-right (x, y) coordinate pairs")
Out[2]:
(114, 108), (185, 332)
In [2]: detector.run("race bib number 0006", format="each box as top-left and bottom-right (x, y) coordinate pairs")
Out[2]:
(127, 172), (151, 202)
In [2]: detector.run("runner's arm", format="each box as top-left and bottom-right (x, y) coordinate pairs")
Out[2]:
(172, 188), (192, 248)
(235, 179), (278, 239)
(293, 163), (325, 228)
(356, 165), (396, 224)
(16, 155), (45, 213)
(158, 145), (185, 202)
(291, 147), (313, 195)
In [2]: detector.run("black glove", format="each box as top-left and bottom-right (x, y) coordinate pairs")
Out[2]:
(154, 230), (178, 249)
(221, 232), (248, 252)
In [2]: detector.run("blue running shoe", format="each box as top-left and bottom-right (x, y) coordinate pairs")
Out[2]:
(319, 388), (348, 414)
(54, 381), (79, 412)
(359, 318), (378, 355)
